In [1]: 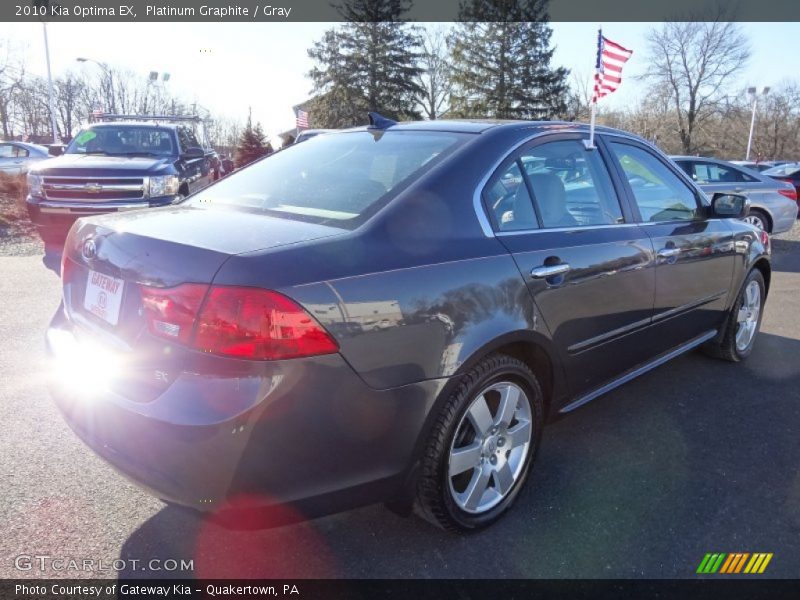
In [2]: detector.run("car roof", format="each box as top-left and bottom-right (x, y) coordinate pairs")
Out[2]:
(340, 118), (648, 141)
(2, 140), (47, 150)
(86, 122), (180, 130)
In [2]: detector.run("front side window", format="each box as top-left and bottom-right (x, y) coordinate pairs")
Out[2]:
(177, 126), (201, 151)
(609, 142), (700, 222)
(0, 144), (15, 158)
(66, 127), (176, 157)
(187, 130), (468, 228)
(521, 139), (623, 228)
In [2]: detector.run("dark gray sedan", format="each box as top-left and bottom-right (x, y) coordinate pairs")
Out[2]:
(672, 155), (798, 232)
(48, 119), (770, 531)
(0, 141), (49, 175)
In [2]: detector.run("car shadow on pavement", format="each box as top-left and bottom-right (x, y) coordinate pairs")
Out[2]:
(772, 237), (800, 274)
(42, 242), (63, 276)
(118, 332), (800, 579)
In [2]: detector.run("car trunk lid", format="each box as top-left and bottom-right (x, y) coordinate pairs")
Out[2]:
(59, 206), (346, 400)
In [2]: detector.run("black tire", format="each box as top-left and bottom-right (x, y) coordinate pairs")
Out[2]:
(414, 353), (544, 531)
(744, 208), (771, 233)
(704, 269), (765, 362)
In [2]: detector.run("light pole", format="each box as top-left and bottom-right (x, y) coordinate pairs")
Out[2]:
(745, 86), (770, 161)
(42, 23), (59, 145)
(77, 57), (116, 114)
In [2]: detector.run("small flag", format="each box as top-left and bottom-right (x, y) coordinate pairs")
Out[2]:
(92, 106), (104, 116)
(592, 32), (633, 103)
(295, 109), (309, 129)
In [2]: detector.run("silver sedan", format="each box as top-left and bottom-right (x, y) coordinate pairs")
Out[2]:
(0, 141), (50, 175)
(671, 155), (798, 233)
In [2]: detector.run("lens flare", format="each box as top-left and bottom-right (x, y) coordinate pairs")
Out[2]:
(47, 328), (121, 398)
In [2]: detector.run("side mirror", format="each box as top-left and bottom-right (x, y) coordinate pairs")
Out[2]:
(181, 146), (205, 160)
(711, 192), (749, 219)
(48, 144), (64, 156)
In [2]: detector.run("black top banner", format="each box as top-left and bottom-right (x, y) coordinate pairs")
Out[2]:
(5, 0), (800, 22)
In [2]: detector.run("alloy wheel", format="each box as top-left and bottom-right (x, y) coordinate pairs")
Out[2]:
(735, 280), (761, 352)
(743, 214), (766, 230)
(447, 381), (533, 514)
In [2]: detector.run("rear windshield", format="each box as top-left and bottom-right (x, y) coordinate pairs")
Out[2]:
(186, 130), (469, 228)
(763, 164), (800, 177)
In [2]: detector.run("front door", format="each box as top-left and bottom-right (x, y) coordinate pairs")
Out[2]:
(484, 134), (658, 398)
(605, 139), (736, 352)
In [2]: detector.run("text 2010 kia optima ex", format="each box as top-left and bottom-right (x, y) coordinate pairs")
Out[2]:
(48, 117), (770, 531)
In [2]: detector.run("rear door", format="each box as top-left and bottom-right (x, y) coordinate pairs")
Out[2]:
(485, 133), (658, 397)
(605, 138), (735, 352)
(0, 143), (24, 174)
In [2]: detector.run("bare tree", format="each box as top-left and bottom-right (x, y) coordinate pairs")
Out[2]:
(0, 40), (25, 138)
(415, 26), (450, 120)
(54, 72), (87, 140)
(563, 69), (593, 121)
(643, 8), (751, 154)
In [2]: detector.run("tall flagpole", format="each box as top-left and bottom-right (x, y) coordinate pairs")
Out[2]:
(587, 27), (602, 150)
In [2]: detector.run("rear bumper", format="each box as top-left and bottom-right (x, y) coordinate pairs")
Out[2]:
(46, 308), (446, 520)
(27, 194), (177, 236)
(759, 197), (799, 233)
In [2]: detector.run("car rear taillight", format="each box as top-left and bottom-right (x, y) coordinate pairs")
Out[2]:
(139, 284), (338, 360)
(778, 187), (797, 201)
(194, 287), (338, 360)
(61, 254), (75, 283)
(140, 283), (208, 345)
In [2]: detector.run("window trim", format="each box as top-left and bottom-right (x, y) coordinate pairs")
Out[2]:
(479, 132), (631, 234)
(601, 135), (708, 224)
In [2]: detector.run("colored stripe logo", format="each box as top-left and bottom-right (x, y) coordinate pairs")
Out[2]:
(697, 553), (773, 574)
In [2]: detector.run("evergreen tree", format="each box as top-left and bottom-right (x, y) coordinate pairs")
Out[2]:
(235, 112), (272, 168)
(449, 0), (568, 120)
(307, 0), (424, 128)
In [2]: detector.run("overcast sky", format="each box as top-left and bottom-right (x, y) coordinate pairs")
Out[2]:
(2, 22), (794, 144)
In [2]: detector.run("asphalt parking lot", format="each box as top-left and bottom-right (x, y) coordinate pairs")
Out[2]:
(1, 227), (799, 580)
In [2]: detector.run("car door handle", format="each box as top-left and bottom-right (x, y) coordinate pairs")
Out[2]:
(657, 248), (682, 259)
(530, 263), (571, 279)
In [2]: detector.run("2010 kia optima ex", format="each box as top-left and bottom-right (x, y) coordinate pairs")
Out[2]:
(48, 116), (770, 531)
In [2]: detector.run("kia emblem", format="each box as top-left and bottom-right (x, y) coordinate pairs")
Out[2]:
(82, 238), (97, 260)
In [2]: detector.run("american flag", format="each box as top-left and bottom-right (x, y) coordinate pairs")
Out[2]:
(295, 109), (309, 129)
(592, 31), (633, 103)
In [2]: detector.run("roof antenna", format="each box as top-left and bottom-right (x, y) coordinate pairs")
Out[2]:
(368, 112), (397, 130)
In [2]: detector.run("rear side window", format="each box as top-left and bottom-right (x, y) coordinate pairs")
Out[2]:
(609, 142), (700, 222)
(688, 162), (756, 184)
(485, 161), (538, 231)
(187, 131), (468, 228)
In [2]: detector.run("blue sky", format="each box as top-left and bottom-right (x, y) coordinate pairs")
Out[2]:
(3, 22), (795, 144)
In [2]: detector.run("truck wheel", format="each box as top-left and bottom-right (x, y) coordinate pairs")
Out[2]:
(415, 354), (543, 531)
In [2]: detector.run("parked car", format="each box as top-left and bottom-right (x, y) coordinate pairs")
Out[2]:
(26, 115), (217, 244)
(49, 118), (770, 531)
(728, 160), (773, 173)
(762, 163), (800, 205)
(0, 141), (49, 175)
(671, 155), (798, 232)
(294, 128), (335, 143)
